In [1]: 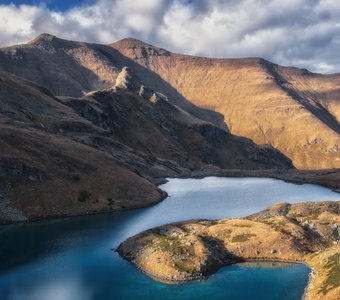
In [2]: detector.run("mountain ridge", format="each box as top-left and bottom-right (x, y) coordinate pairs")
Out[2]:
(1, 34), (339, 169)
(112, 36), (339, 75)
(111, 37), (340, 169)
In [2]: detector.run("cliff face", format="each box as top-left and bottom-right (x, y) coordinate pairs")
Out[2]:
(0, 67), (292, 224)
(112, 38), (340, 170)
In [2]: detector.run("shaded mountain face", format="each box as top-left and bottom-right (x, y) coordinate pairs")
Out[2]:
(0, 68), (292, 224)
(0, 71), (169, 224)
(0, 33), (225, 128)
(112, 38), (340, 169)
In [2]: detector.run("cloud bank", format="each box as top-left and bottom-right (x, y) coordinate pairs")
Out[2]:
(1, 0), (340, 73)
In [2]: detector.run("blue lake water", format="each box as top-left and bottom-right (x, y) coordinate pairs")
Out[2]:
(1, 177), (339, 300)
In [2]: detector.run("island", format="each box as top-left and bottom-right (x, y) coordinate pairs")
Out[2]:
(118, 201), (339, 300)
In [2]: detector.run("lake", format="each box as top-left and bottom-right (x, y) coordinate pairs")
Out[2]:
(1, 177), (339, 300)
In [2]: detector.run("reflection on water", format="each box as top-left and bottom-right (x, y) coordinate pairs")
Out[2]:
(0, 177), (339, 300)
(9, 277), (94, 300)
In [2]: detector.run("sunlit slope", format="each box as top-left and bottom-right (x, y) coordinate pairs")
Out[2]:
(112, 38), (340, 169)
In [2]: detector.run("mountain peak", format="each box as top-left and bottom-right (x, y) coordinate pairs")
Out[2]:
(111, 37), (170, 58)
(27, 33), (78, 52)
(28, 33), (58, 45)
(112, 37), (154, 48)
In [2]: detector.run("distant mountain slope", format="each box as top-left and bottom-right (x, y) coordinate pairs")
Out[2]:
(112, 38), (340, 169)
(0, 69), (292, 224)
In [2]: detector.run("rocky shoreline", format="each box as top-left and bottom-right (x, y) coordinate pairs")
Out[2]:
(121, 256), (310, 284)
(118, 201), (340, 300)
(0, 191), (168, 227)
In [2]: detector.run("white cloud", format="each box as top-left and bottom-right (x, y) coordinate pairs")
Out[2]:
(0, 4), (41, 46)
(0, 0), (340, 73)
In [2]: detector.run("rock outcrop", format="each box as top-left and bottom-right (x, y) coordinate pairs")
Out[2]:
(114, 66), (141, 91)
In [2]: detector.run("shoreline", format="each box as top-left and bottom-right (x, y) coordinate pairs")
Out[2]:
(1, 168), (339, 226)
(120, 252), (317, 300)
(126, 257), (311, 284)
(0, 191), (168, 228)
(167, 168), (340, 192)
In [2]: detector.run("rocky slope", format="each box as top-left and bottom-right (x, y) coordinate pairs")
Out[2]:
(112, 38), (340, 169)
(0, 71), (168, 224)
(0, 67), (292, 224)
(1, 34), (339, 169)
(118, 201), (340, 300)
(0, 34), (225, 127)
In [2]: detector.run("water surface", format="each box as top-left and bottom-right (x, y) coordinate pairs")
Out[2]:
(1, 177), (339, 300)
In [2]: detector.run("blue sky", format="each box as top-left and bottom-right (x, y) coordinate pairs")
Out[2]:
(0, 0), (92, 11)
(0, 0), (340, 73)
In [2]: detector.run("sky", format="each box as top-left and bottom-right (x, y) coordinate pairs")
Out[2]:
(1, 0), (340, 73)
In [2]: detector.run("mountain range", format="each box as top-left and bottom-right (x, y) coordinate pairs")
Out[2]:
(0, 33), (339, 224)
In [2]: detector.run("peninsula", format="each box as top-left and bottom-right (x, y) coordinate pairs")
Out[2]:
(118, 201), (340, 300)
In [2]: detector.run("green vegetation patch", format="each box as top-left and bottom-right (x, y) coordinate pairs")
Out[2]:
(286, 210), (300, 219)
(310, 210), (321, 220)
(270, 220), (294, 235)
(320, 253), (340, 294)
(154, 236), (194, 257)
(176, 224), (192, 233)
(197, 220), (219, 226)
(174, 260), (198, 275)
(231, 234), (256, 243)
